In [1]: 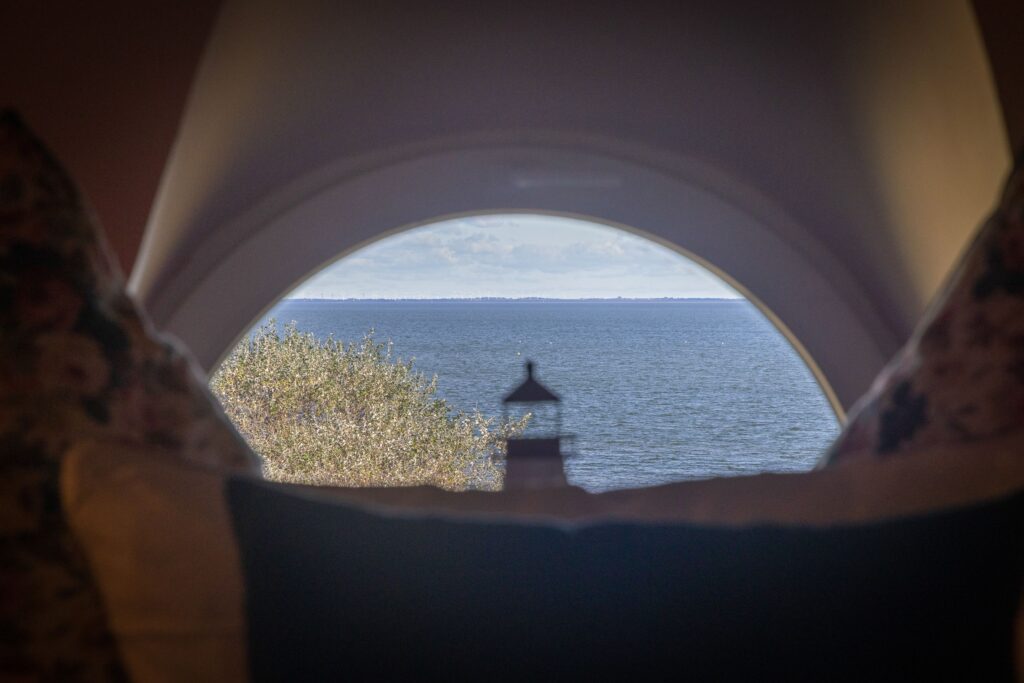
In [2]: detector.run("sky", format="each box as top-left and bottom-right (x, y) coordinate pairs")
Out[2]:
(286, 214), (741, 299)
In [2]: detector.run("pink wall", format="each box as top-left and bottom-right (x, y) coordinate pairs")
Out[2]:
(0, 0), (220, 272)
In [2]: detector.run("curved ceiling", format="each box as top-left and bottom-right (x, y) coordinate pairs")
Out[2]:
(151, 139), (889, 414)
(129, 0), (1010, 410)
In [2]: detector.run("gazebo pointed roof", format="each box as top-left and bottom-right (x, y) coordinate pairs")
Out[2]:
(503, 361), (560, 403)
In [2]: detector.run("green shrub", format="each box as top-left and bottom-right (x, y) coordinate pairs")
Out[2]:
(211, 322), (527, 490)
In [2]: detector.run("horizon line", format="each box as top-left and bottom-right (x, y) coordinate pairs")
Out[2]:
(282, 296), (745, 302)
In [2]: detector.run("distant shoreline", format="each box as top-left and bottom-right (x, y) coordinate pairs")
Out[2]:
(283, 297), (744, 303)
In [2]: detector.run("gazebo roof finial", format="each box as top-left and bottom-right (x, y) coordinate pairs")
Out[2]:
(503, 360), (560, 403)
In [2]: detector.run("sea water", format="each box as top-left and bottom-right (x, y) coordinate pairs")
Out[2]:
(251, 299), (839, 492)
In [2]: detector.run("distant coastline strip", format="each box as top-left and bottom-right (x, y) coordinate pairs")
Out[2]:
(283, 297), (744, 303)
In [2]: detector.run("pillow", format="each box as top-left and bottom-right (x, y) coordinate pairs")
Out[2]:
(0, 110), (260, 678)
(61, 442), (249, 683)
(230, 479), (1023, 681)
(62, 438), (1024, 682)
(824, 152), (1024, 464)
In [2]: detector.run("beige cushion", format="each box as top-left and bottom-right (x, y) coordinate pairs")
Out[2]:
(62, 442), (248, 683)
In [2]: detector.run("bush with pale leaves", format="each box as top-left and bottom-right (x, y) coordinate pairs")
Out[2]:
(211, 322), (527, 490)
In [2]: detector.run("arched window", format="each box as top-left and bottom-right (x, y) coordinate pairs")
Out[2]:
(212, 214), (838, 492)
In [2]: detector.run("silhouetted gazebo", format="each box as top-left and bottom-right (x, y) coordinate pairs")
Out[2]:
(501, 361), (567, 490)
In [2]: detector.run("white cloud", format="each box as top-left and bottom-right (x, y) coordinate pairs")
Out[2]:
(287, 214), (740, 299)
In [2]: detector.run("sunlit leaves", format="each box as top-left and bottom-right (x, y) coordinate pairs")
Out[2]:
(210, 322), (527, 490)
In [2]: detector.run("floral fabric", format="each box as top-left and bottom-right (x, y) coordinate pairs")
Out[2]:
(824, 152), (1024, 464)
(0, 111), (260, 679)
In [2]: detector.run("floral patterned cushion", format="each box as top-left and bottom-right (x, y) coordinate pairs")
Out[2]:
(824, 152), (1024, 464)
(0, 110), (260, 679)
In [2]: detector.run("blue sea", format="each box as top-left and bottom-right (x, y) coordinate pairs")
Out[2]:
(254, 300), (840, 492)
